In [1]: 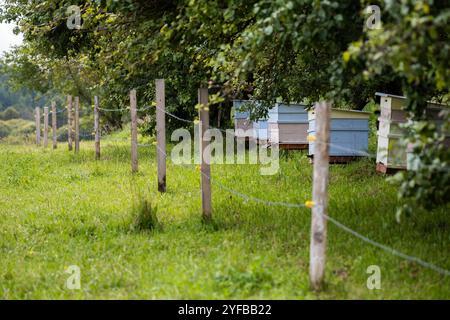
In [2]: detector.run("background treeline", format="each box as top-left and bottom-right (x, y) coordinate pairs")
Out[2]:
(0, 72), (35, 120)
(0, 68), (66, 141)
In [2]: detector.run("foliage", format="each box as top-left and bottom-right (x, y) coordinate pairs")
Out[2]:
(0, 0), (449, 214)
(390, 110), (450, 221)
(0, 118), (35, 141)
(0, 106), (20, 120)
(0, 121), (11, 138)
(0, 69), (35, 119)
(347, 0), (450, 213)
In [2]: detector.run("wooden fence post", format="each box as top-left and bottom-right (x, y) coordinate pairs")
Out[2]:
(130, 89), (138, 173)
(52, 101), (57, 149)
(156, 79), (166, 192)
(74, 96), (80, 153)
(94, 96), (100, 160)
(309, 101), (331, 290)
(67, 95), (73, 151)
(198, 87), (212, 221)
(35, 107), (41, 146)
(43, 107), (49, 148)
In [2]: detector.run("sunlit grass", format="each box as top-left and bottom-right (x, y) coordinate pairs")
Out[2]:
(0, 139), (449, 299)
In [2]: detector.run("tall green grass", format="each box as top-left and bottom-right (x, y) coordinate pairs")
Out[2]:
(0, 140), (448, 299)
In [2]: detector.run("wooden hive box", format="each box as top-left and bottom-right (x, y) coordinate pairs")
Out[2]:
(308, 109), (370, 162)
(268, 103), (309, 149)
(233, 100), (269, 143)
(233, 100), (255, 140)
(375, 93), (408, 171)
(253, 119), (269, 143)
(375, 92), (450, 173)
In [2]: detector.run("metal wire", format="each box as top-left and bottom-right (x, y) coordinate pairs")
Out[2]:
(154, 105), (195, 124)
(155, 106), (377, 157)
(98, 105), (152, 112)
(153, 143), (450, 277)
(49, 103), (450, 277)
(324, 214), (450, 276)
(49, 109), (66, 114)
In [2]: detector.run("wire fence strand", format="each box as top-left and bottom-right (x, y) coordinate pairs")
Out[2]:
(97, 105), (152, 112)
(41, 101), (450, 277)
(154, 142), (450, 277)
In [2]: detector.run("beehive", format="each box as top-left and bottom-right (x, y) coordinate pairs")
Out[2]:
(232, 100), (269, 143)
(375, 93), (408, 171)
(233, 100), (254, 140)
(375, 92), (449, 173)
(308, 109), (370, 162)
(253, 120), (269, 143)
(268, 103), (309, 149)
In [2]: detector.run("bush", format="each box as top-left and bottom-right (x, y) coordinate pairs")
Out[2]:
(0, 106), (20, 120)
(131, 199), (160, 232)
(0, 118), (35, 141)
(7, 118), (35, 135)
(0, 121), (12, 138)
(390, 109), (450, 221)
(56, 125), (69, 142)
(56, 116), (96, 142)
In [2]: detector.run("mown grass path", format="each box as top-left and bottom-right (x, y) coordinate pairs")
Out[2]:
(0, 142), (449, 299)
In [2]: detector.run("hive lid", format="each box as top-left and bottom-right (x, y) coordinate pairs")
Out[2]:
(375, 92), (406, 99)
(271, 103), (308, 114)
(308, 108), (371, 120)
(375, 92), (449, 109)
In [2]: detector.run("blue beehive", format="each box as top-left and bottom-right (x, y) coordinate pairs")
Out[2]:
(254, 120), (269, 142)
(233, 100), (268, 142)
(267, 103), (309, 148)
(233, 100), (251, 120)
(308, 109), (370, 158)
(233, 100), (253, 139)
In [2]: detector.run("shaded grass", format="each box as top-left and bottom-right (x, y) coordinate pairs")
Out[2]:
(0, 140), (449, 299)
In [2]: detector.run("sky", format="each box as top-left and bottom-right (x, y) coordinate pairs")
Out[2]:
(0, 22), (23, 54)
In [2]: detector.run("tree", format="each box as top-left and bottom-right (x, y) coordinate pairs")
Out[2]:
(351, 0), (450, 217)
(1, 0), (448, 215)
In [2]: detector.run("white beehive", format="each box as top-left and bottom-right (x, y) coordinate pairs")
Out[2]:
(375, 92), (449, 173)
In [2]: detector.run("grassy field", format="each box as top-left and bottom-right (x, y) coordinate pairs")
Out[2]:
(0, 137), (449, 299)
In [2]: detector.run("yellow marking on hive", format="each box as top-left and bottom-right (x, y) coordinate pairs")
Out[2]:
(307, 135), (316, 142)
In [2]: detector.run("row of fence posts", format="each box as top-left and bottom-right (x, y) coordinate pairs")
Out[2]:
(33, 80), (330, 290)
(128, 82), (212, 221)
(34, 94), (100, 155)
(34, 104), (58, 149)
